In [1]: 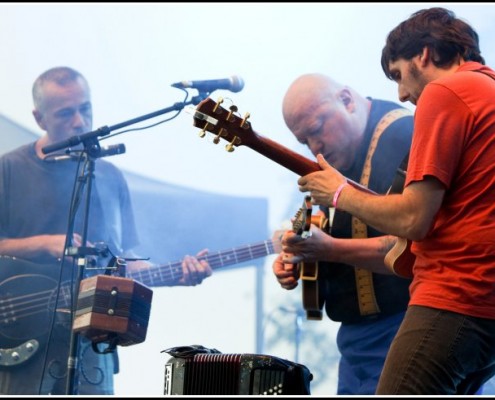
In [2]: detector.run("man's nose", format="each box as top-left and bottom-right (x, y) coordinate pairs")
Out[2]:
(398, 85), (410, 103)
(307, 138), (323, 155)
(72, 111), (86, 128)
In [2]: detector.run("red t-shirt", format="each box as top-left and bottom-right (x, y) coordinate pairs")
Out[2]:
(406, 62), (495, 319)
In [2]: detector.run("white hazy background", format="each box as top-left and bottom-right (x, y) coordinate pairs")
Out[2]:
(2, 2), (495, 396)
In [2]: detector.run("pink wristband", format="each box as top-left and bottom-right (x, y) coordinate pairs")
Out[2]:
(332, 182), (348, 208)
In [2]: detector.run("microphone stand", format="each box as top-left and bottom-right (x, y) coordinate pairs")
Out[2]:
(63, 137), (102, 395)
(42, 94), (208, 155)
(53, 94), (208, 395)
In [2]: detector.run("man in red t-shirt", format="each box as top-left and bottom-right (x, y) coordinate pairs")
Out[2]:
(297, 7), (495, 395)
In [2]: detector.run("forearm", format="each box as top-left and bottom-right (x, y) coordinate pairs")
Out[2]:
(298, 155), (441, 240)
(332, 175), (446, 241)
(323, 235), (397, 275)
(0, 235), (69, 261)
(336, 186), (415, 238)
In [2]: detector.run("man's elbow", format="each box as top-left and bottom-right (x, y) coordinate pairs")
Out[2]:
(405, 219), (432, 241)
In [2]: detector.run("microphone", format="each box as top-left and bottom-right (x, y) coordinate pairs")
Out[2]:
(171, 75), (244, 93)
(98, 143), (126, 157)
(43, 144), (126, 162)
(43, 154), (80, 163)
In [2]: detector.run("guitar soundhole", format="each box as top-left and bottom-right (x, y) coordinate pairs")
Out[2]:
(0, 274), (59, 340)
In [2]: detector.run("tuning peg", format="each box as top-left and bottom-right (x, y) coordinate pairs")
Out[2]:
(213, 128), (226, 144)
(213, 97), (224, 113)
(226, 105), (238, 122)
(225, 136), (239, 152)
(240, 112), (250, 128)
(199, 122), (211, 138)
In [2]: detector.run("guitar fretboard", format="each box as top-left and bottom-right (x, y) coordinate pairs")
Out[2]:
(128, 238), (278, 287)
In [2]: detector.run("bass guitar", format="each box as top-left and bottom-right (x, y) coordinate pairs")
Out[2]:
(292, 195), (330, 320)
(0, 233), (282, 367)
(190, 97), (414, 278)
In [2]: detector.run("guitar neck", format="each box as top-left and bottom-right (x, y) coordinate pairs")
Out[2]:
(250, 134), (320, 176)
(193, 98), (375, 196)
(127, 238), (278, 287)
(250, 133), (375, 195)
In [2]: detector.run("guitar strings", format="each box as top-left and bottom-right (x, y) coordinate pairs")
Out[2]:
(0, 284), (72, 338)
(0, 239), (281, 329)
(128, 239), (280, 287)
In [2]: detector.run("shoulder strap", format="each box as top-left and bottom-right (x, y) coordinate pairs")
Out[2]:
(388, 152), (409, 195)
(353, 107), (412, 316)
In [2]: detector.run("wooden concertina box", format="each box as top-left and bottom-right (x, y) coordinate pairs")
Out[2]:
(73, 275), (153, 346)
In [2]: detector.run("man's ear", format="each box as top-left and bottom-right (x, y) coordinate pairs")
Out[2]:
(32, 109), (46, 130)
(419, 47), (430, 66)
(339, 88), (355, 112)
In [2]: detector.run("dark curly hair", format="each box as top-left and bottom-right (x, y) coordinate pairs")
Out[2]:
(381, 7), (485, 79)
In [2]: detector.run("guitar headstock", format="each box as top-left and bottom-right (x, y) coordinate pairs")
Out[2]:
(292, 196), (313, 239)
(190, 97), (257, 152)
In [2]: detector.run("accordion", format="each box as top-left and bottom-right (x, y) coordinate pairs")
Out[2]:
(163, 345), (312, 395)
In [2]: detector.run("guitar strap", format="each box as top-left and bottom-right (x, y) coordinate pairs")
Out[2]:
(352, 108), (413, 316)
(388, 152), (409, 195)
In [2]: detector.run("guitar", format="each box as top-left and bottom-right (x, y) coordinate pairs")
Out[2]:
(190, 97), (414, 278)
(0, 234), (282, 366)
(291, 196), (330, 321)
(383, 237), (414, 278)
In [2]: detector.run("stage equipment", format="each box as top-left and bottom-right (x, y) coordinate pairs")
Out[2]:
(163, 345), (312, 395)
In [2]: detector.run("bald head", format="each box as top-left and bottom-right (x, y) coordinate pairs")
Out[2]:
(283, 74), (347, 129)
(281, 73), (370, 171)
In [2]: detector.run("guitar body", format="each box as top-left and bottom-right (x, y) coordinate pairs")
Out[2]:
(299, 261), (323, 320)
(384, 237), (415, 278)
(0, 257), (68, 346)
(0, 256), (73, 396)
(1, 273), (59, 343)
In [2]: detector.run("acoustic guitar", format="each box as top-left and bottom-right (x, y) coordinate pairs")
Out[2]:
(190, 97), (414, 278)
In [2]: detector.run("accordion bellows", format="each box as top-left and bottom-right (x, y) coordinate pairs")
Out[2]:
(163, 345), (313, 395)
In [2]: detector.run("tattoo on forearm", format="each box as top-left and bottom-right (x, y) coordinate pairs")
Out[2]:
(378, 236), (397, 256)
